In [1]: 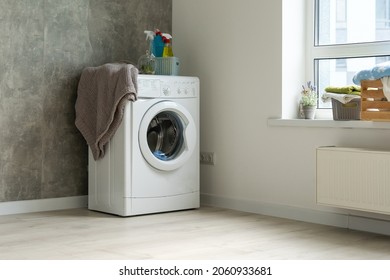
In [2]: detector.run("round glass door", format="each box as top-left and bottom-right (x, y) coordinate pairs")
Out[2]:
(147, 112), (183, 161)
(139, 101), (196, 171)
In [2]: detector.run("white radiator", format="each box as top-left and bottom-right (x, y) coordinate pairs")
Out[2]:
(316, 147), (390, 215)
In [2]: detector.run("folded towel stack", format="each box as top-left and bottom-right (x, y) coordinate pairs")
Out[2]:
(352, 61), (390, 85)
(324, 85), (361, 95)
(322, 92), (360, 104)
(353, 61), (390, 100)
(322, 85), (361, 104)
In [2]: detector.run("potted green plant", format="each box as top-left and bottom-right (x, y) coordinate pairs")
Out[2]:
(300, 81), (317, 119)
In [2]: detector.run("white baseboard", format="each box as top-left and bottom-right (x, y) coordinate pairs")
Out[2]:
(201, 193), (390, 236)
(2, 194), (389, 236)
(0, 196), (88, 216)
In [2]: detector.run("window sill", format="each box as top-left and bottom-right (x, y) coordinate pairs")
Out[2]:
(268, 118), (390, 129)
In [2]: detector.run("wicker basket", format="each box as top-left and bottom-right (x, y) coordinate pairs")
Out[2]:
(360, 79), (390, 121)
(331, 98), (361, 120)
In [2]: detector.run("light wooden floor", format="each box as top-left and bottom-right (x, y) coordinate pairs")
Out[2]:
(1, 206), (390, 260)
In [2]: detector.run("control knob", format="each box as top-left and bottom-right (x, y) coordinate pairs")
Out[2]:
(162, 87), (170, 96)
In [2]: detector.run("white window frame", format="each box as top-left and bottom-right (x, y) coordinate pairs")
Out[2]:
(306, 0), (390, 119)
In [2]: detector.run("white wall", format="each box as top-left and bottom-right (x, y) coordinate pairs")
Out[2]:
(283, 0), (306, 118)
(173, 0), (390, 233)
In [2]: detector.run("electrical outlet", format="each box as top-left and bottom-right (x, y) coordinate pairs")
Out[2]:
(200, 152), (215, 165)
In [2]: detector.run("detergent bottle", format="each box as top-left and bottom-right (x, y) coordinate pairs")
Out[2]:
(144, 30), (173, 57)
(162, 37), (174, 57)
(152, 29), (164, 57)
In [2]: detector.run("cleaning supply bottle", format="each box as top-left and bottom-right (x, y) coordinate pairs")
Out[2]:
(138, 30), (157, 74)
(144, 30), (155, 54)
(162, 38), (174, 57)
(152, 30), (164, 57)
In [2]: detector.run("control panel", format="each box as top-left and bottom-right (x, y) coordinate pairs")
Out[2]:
(138, 75), (199, 99)
(161, 78), (198, 98)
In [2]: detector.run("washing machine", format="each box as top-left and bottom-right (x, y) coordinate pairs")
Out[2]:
(88, 75), (200, 216)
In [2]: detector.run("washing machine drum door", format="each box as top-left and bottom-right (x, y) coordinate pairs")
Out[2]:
(139, 101), (196, 171)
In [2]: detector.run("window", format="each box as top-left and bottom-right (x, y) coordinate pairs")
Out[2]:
(308, 0), (390, 114)
(377, 0), (390, 31)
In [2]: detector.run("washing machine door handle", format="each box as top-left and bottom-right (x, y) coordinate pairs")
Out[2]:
(139, 101), (197, 171)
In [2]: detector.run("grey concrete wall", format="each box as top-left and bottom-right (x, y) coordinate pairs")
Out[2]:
(0, 0), (172, 202)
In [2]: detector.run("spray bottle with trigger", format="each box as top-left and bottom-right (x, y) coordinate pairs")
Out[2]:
(144, 30), (155, 55)
(162, 34), (174, 57)
(145, 29), (163, 57)
(144, 30), (173, 57)
(137, 30), (157, 74)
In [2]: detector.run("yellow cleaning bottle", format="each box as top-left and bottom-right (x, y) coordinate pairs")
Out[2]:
(162, 38), (174, 57)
